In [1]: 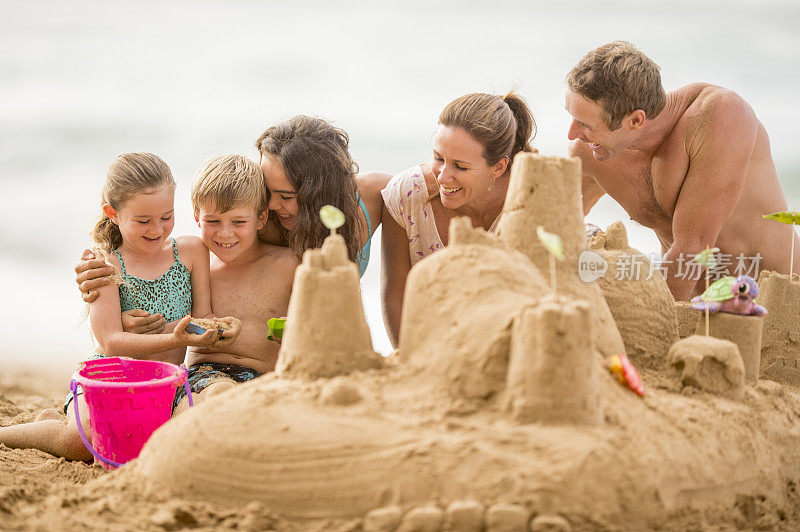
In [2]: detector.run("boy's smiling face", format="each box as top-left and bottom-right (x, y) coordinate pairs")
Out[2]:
(196, 202), (267, 262)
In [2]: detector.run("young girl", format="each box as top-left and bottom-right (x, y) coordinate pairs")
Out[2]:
(0, 152), (227, 461)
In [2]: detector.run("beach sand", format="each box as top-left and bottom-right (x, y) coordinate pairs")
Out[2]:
(0, 366), (348, 530)
(2, 362), (800, 531)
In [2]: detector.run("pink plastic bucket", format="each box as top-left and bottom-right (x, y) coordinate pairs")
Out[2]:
(70, 357), (193, 469)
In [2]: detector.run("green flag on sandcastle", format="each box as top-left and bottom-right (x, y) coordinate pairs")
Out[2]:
(536, 225), (564, 291)
(763, 210), (799, 276)
(320, 205), (345, 236)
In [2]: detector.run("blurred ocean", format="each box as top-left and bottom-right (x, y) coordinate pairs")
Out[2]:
(1, 0), (798, 369)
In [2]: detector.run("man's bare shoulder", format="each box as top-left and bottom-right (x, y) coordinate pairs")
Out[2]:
(682, 84), (757, 148)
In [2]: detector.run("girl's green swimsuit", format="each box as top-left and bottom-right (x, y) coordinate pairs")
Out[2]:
(64, 238), (193, 413)
(114, 238), (192, 322)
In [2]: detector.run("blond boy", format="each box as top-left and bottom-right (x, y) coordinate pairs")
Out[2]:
(166, 154), (297, 411)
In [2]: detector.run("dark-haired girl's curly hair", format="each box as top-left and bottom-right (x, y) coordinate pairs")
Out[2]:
(255, 116), (366, 263)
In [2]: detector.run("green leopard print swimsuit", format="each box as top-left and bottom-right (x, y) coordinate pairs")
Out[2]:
(113, 238), (192, 322)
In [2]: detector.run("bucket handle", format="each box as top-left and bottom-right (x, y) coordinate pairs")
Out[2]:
(71, 365), (194, 468)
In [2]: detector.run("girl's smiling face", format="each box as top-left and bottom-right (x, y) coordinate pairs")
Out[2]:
(104, 185), (175, 253)
(261, 155), (298, 230)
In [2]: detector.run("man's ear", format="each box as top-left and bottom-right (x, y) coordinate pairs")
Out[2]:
(256, 209), (268, 230)
(628, 109), (647, 130)
(492, 156), (510, 179)
(102, 203), (117, 223)
(194, 213), (200, 226)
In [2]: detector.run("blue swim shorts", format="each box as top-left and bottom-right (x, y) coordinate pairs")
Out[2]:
(172, 362), (261, 412)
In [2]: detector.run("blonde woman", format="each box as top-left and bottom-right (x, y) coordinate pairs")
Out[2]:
(381, 92), (537, 346)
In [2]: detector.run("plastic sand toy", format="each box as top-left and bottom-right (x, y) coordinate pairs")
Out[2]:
(267, 317), (286, 341)
(607, 353), (644, 396)
(690, 275), (767, 316)
(71, 357), (193, 469)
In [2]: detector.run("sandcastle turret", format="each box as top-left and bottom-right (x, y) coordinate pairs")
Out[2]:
(505, 297), (602, 425)
(496, 154), (625, 358)
(693, 313), (763, 386)
(275, 234), (382, 379)
(757, 270), (800, 385)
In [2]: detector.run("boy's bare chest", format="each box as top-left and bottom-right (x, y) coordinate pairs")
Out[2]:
(209, 268), (288, 320)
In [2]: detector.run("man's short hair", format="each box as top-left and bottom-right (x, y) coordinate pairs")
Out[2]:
(567, 41), (666, 130)
(191, 154), (266, 215)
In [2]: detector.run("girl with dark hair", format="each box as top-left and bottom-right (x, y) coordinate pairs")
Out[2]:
(254, 115), (389, 277)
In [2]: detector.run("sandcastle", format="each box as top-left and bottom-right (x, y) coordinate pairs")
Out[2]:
(758, 270), (800, 386)
(668, 335), (746, 401)
(115, 154), (800, 530)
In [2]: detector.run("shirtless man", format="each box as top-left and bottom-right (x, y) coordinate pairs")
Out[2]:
(565, 41), (799, 300)
(77, 155), (296, 411)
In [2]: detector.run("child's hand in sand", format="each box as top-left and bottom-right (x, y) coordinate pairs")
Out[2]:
(75, 249), (116, 303)
(121, 309), (166, 335)
(211, 317), (243, 348)
(173, 315), (219, 347)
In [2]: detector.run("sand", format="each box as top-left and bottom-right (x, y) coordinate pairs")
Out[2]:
(189, 317), (241, 333)
(3, 154), (800, 531)
(589, 221), (678, 372)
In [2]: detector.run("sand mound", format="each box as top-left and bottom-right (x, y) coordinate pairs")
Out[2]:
(590, 221), (678, 371)
(505, 295), (602, 425)
(189, 317), (239, 332)
(758, 270), (800, 385)
(675, 300), (699, 339)
(668, 335), (746, 401)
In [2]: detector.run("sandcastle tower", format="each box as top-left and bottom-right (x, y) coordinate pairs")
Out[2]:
(590, 222), (678, 370)
(496, 154), (626, 358)
(276, 234), (382, 378)
(757, 270), (800, 385)
(668, 335), (745, 401)
(694, 313), (763, 385)
(505, 297), (602, 425)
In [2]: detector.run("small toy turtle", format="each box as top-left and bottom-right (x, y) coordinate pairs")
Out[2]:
(690, 275), (767, 316)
